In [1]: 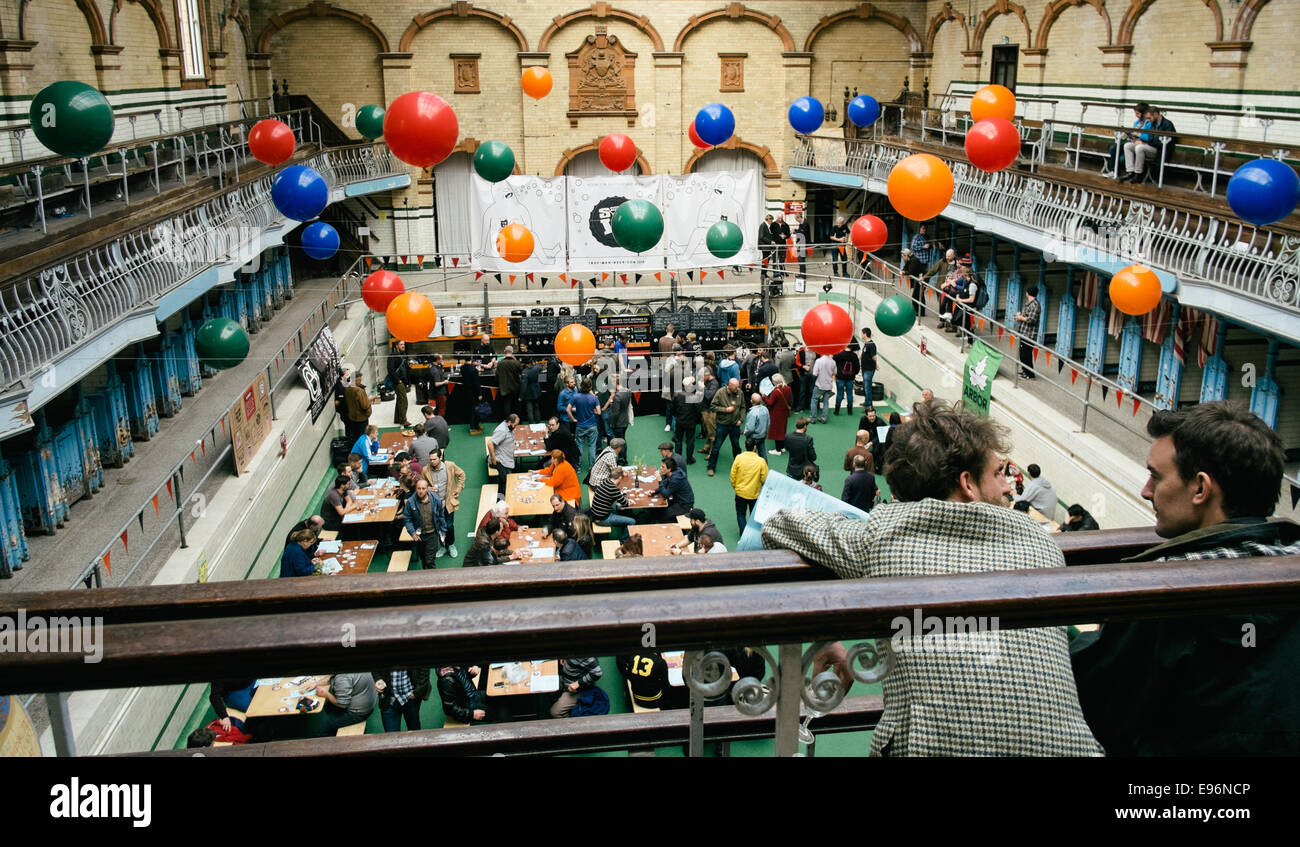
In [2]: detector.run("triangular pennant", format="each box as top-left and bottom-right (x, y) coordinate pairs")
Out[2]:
(1133, 397), (1141, 416)
(508, 274), (516, 285)
(489, 387), (498, 399)
(1116, 388), (1124, 408)
(200, 438), (206, 457)
(152, 494), (159, 517)
(1010, 335), (1017, 351)
(219, 416), (226, 436)
(620, 274), (627, 284)
(494, 274), (503, 285)
(1070, 368), (1078, 384)
(762, 258), (769, 267)
(718, 270), (725, 279)
(1290, 483), (1299, 510)
(670, 271), (678, 279)
(365, 257), (374, 268)
(400, 256), (408, 265)
(540, 276), (548, 288)
(1101, 385), (1109, 401)
(633, 392), (642, 404)
(190, 451), (196, 463)
(120, 531), (129, 554)
(655, 272), (662, 282)
(526, 273), (534, 282)
(688, 271), (695, 282)
(137, 511), (144, 531)
(1032, 348), (1039, 362)
(701, 270), (708, 280)
(103, 552), (111, 576)
(997, 327), (1004, 340)
(417, 255), (425, 266)
(447, 382), (455, 394)
(977, 317), (984, 331)
(559, 273), (568, 285)
(589, 276), (598, 286)
(179, 465), (184, 483)
(635, 273), (642, 284)
(601, 273), (610, 283)
(166, 479), (174, 502)
(1045, 351), (1052, 366)
(475, 271), (483, 281)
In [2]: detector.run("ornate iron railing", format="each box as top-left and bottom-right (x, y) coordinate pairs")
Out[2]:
(791, 136), (1300, 320)
(0, 143), (401, 391)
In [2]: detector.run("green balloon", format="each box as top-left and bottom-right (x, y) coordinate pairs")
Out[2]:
(875, 295), (917, 337)
(356, 104), (385, 140)
(473, 140), (516, 183)
(195, 318), (250, 370)
(706, 220), (743, 259)
(611, 199), (664, 254)
(29, 81), (115, 159)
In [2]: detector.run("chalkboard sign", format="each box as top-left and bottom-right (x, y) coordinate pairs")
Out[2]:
(691, 310), (729, 331)
(519, 315), (558, 336)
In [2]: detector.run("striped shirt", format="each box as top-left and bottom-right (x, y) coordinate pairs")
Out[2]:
(589, 478), (630, 522)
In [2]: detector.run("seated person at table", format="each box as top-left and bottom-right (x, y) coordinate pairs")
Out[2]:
(655, 456), (695, 520)
(319, 475), (357, 532)
(391, 453), (422, 481)
(590, 438), (625, 489)
(373, 667), (431, 733)
(1060, 503), (1100, 532)
(1014, 463), (1057, 516)
(492, 536), (513, 563)
(553, 527), (589, 562)
(539, 449), (582, 504)
(545, 417), (581, 468)
(615, 534), (644, 558)
(618, 651), (684, 710)
(686, 508), (725, 553)
(588, 466), (635, 539)
(351, 425), (382, 474)
(571, 514), (596, 559)
(659, 441), (688, 475)
(464, 518), (501, 567)
(315, 672), (376, 736)
(544, 494), (577, 538)
(346, 454), (367, 489)
(209, 679), (258, 734)
(284, 515), (324, 555)
(549, 657), (604, 718)
(438, 665), (489, 725)
(280, 529), (320, 577)
(480, 500), (519, 541)
(696, 533), (728, 554)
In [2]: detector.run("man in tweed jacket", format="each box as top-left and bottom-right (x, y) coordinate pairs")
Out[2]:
(762, 400), (1103, 756)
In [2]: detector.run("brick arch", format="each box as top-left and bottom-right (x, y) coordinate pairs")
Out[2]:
(675, 3), (795, 53)
(399, 4), (528, 53)
(971, 0), (1032, 52)
(925, 2), (970, 52)
(683, 136), (779, 179)
(424, 144), (523, 175)
(1117, 0), (1223, 45)
(256, 2), (390, 54)
(109, 0), (172, 49)
(1034, 0), (1112, 48)
(226, 0), (255, 53)
(804, 3), (922, 53)
(74, 0), (110, 45)
(1231, 0), (1269, 40)
(539, 4), (664, 53)
(554, 139), (652, 175)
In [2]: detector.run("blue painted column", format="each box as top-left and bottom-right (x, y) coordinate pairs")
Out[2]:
(123, 348), (160, 441)
(1084, 305), (1108, 373)
(87, 362), (134, 466)
(74, 390), (103, 495)
(1035, 255), (1049, 343)
(1005, 245), (1023, 327)
(179, 317), (202, 395)
(1200, 323), (1229, 402)
(1116, 317), (1144, 393)
(14, 413), (68, 534)
(1250, 338), (1281, 428)
(0, 446), (29, 576)
(1153, 303), (1183, 411)
(1055, 268), (1077, 362)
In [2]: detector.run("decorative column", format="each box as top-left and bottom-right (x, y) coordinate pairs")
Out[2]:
(1097, 45), (1132, 92)
(207, 51), (232, 118)
(1207, 42), (1252, 111)
(653, 52), (683, 174)
(91, 45), (124, 93)
(781, 52), (814, 200)
(246, 52), (275, 110)
(517, 52), (550, 176)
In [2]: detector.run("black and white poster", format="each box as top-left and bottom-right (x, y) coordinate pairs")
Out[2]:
(566, 175), (664, 273)
(468, 175), (568, 274)
(299, 326), (341, 423)
(662, 170), (762, 269)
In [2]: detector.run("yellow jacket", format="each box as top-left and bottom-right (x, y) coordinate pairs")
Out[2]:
(729, 451), (769, 500)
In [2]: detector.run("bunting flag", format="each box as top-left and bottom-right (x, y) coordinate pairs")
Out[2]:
(634, 273), (642, 284)
(670, 271), (678, 280)
(620, 274), (627, 284)
(508, 274), (516, 285)
(1058, 359), (1065, 375)
(762, 257), (769, 267)
(600, 272), (609, 283)
(560, 273), (569, 286)
(1071, 368), (1078, 384)
(1044, 351), (1052, 366)
(1133, 397), (1141, 416)
(1290, 483), (1299, 510)
(364, 256), (374, 269)
(1116, 388), (1124, 408)
(400, 256), (408, 265)
(839, 245), (846, 257)
(687, 271), (695, 282)
(1107, 304), (1126, 339)
(494, 274), (503, 285)
(199, 438), (206, 457)
(1141, 298), (1173, 344)
(633, 392), (642, 404)
(475, 271), (483, 281)
(166, 479), (173, 503)
(447, 382), (455, 394)
(1032, 348), (1039, 362)
(701, 270), (708, 280)
(452, 257), (459, 267)
(1101, 385), (1109, 402)
(1198, 312), (1220, 368)
(103, 552), (111, 576)
(219, 416), (226, 436)
(1009, 334), (1017, 351)
(718, 270), (725, 280)
(152, 494), (159, 517)
(137, 511), (144, 531)
(977, 317), (984, 331)
(654, 272), (662, 282)
(190, 451), (196, 463)
(527, 273), (535, 283)
(589, 276), (598, 286)
(120, 531), (129, 554)
(540, 276), (549, 288)
(489, 387), (498, 399)
(417, 255), (425, 266)
(178, 465), (184, 483)
(1076, 271), (1101, 310)
(997, 327), (1004, 341)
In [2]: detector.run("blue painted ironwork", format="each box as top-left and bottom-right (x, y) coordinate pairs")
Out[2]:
(1084, 305), (1108, 373)
(178, 317), (202, 395)
(1055, 268), (1077, 361)
(122, 351), (160, 441)
(1250, 339), (1281, 428)
(13, 416), (67, 534)
(151, 333), (184, 417)
(1153, 304), (1183, 411)
(1116, 318), (1143, 393)
(0, 447), (29, 577)
(74, 391), (103, 495)
(86, 363), (134, 466)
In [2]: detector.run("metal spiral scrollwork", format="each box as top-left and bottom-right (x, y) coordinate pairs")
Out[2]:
(683, 650), (734, 701)
(1264, 235), (1299, 307)
(729, 647), (779, 717)
(846, 639), (895, 685)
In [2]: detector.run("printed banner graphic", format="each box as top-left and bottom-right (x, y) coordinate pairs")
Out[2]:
(661, 170), (762, 269)
(566, 175), (664, 272)
(963, 339), (1004, 417)
(469, 175), (568, 273)
(298, 326), (341, 425)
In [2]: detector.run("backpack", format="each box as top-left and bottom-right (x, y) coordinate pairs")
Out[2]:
(973, 282), (990, 311)
(204, 717), (253, 744)
(569, 686), (611, 717)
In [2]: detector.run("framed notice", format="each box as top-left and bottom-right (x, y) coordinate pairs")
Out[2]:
(230, 372), (272, 476)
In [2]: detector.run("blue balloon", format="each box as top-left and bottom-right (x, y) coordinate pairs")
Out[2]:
(1226, 158), (1300, 227)
(788, 97), (824, 134)
(847, 95), (881, 128)
(301, 221), (340, 260)
(271, 165), (328, 222)
(694, 103), (735, 147)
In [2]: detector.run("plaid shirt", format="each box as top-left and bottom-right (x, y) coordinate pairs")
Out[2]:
(390, 669), (414, 707)
(763, 500), (1103, 756)
(1015, 296), (1041, 338)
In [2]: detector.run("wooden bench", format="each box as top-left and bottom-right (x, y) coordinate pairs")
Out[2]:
(336, 722), (366, 737)
(443, 717), (469, 729)
(469, 484), (498, 537)
(399, 527), (414, 543)
(627, 679), (659, 714)
(387, 551), (411, 572)
(484, 436), (498, 478)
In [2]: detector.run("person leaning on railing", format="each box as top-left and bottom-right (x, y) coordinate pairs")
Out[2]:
(761, 400), (1103, 756)
(1071, 401), (1300, 756)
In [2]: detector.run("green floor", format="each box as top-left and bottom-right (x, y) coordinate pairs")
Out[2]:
(174, 393), (899, 754)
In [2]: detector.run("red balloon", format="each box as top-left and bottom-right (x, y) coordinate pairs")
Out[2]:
(598, 133), (638, 172)
(850, 215), (888, 253)
(688, 121), (710, 149)
(383, 91), (459, 169)
(801, 302), (854, 356)
(248, 119), (295, 166)
(361, 270), (405, 313)
(964, 117), (1020, 172)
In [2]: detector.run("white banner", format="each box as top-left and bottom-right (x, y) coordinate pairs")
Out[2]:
(469, 175), (568, 274)
(662, 170), (762, 270)
(566, 175), (664, 273)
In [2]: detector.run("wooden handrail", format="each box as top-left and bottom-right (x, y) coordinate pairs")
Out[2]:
(4, 552), (1297, 694)
(136, 695), (885, 757)
(0, 528), (1161, 626)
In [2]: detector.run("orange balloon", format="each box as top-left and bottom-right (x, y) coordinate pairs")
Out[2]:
(521, 67), (553, 100)
(887, 153), (955, 221)
(496, 223), (535, 263)
(554, 323), (596, 366)
(1109, 264), (1163, 315)
(971, 84), (1016, 122)
(385, 292), (438, 343)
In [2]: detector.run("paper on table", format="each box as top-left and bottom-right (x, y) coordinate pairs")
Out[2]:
(531, 546), (555, 558)
(255, 677), (280, 687)
(316, 540), (342, 553)
(668, 668), (684, 687)
(530, 423), (547, 432)
(377, 498), (399, 507)
(341, 513), (365, 523)
(319, 557), (342, 574)
(359, 542), (378, 549)
(354, 494), (376, 501)
(533, 675), (560, 692)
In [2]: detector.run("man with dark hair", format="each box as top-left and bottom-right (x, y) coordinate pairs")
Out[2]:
(373, 666), (431, 732)
(403, 477), (449, 570)
(758, 214), (775, 281)
(487, 414), (519, 479)
(656, 455), (695, 520)
(496, 345), (523, 417)
(1072, 401), (1300, 756)
(784, 417), (817, 480)
(1014, 286), (1041, 379)
(387, 340), (412, 427)
(544, 493), (577, 539)
(901, 249), (927, 317)
(1061, 504), (1100, 532)
(1014, 462), (1056, 515)
(589, 465), (635, 538)
(706, 378), (745, 477)
(545, 416), (581, 469)
(761, 400), (1102, 756)
(567, 378), (601, 475)
(685, 508), (725, 553)
(438, 665), (488, 725)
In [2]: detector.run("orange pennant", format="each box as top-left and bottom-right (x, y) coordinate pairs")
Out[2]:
(1032, 348), (1039, 362)
(1070, 368), (1078, 385)
(417, 255), (425, 266)
(977, 317), (984, 331)
(364, 257), (373, 268)
(166, 479), (173, 502)
(718, 270), (725, 279)
(1045, 351), (1052, 366)
(103, 552), (111, 576)
(152, 494), (159, 517)
(509, 274), (516, 285)
(655, 272), (662, 282)
(601, 273), (609, 283)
